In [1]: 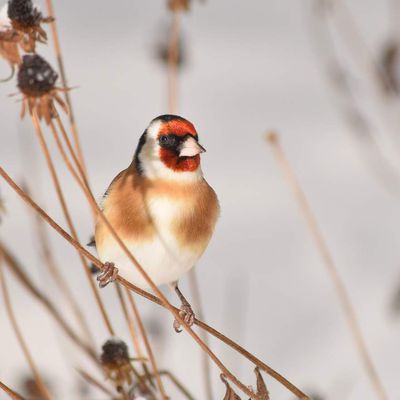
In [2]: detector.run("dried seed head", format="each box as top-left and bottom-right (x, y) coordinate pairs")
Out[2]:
(8, 0), (41, 27)
(168, 0), (190, 12)
(18, 54), (58, 96)
(100, 338), (130, 369)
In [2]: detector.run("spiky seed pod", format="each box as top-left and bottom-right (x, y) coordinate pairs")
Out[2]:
(7, 0), (41, 27)
(100, 338), (130, 369)
(18, 54), (58, 97)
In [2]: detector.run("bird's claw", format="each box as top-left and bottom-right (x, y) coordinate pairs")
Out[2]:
(97, 262), (119, 288)
(173, 303), (195, 333)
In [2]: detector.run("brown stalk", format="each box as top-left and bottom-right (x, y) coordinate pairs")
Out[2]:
(0, 380), (25, 400)
(44, 0), (88, 180)
(125, 290), (168, 399)
(76, 368), (115, 398)
(266, 132), (386, 400)
(0, 258), (52, 400)
(0, 166), (309, 400)
(31, 111), (115, 336)
(167, 10), (181, 112)
(0, 240), (98, 364)
(141, 370), (196, 400)
(114, 284), (155, 396)
(33, 211), (94, 349)
(167, 8), (213, 397)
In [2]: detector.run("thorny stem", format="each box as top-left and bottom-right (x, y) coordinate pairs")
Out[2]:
(0, 258), (52, 400)
(31, 111), (115, 336)
(0, 166), (309, 400)
(0, 380), (25, 400)
(44, 0), (88, 180)
(126, 290), (168, 399)
(0, 241), (98, 365)
(114, 285), (156, 396)
(266, 132), (387, 400)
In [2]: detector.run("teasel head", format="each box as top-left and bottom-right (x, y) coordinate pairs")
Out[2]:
(100, 338), (134, 388)
(16, 54), (68, 124)
(7, 0), (53, 52)
(167, 0), (190, 12)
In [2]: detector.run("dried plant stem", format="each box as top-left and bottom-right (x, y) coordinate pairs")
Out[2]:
(0, 260), (52, 400)
(142, 370), (196, 400)
(114, 285), (155, 395)
(33, 212), (94, 349)
(266, 132), (387, 400)
(188, 270), (213, 400)
(76, 369), (115, 398)
(0, 166), (309, 400)
(44, 0), (88, 180)
(167, 10), (181, 113)
(31, 111), (115, 336)
(167, 8), (213, 397)
(126, 290), (168, 399)
(0, 380), (25, 400)
(0, 240), (98, 364)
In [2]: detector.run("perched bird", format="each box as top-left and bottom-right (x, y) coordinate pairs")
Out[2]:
(94, 115), (219, 331)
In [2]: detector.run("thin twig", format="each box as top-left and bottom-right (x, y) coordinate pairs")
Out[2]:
(266, 132), (387, 400)
(0, 240), (98, 364)
(114, 284), (155, 396)
(44, 0), (88, 180)
(76, 368), (116, 398)
(0, 166), (309, 400)
(167, 10), (181, 113)
(0, 380), (25, 400)
(0, 257), (52, 400)
(31, 111), (115, 336)
(126, 290), (168, 399)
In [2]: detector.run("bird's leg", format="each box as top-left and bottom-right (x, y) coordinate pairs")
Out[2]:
(97, 262), (119, 288)
(172, 283), (195, 333)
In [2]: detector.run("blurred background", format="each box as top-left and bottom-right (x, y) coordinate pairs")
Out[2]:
(1, 0), (400, 399)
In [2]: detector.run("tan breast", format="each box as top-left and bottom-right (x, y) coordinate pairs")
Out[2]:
(95, 166), (220, 252)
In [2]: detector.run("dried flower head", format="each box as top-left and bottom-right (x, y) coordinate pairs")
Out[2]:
(0, 3), (20, 68)
(100, 338), (133, 387)
(168, 0), (190, 12)
(16, 54), (68, 124)
(6, 0), (53, 52)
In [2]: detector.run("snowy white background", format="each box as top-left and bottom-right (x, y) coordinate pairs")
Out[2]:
(0, 0), (399, 399)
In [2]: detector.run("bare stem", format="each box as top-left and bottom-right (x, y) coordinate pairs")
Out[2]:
(114, 284), (155, 396)
(0, 165), (309, 400)
(44, 0), (88, 180)
(0, 380), (25, 400)
(0, 258), (52, 400)
(126, 290), (168, 399)
(0, 240), (98, 364)
(167, 10), (181, 113)
(76, 368), (116, 398)
(266, 132), (387, 400)
(31, 111), (115, 336)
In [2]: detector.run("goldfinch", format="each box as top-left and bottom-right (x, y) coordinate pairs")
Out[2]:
(94, 115), (219, 331)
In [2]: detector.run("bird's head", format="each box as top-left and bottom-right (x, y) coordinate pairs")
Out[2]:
(134, 115), (206, 181)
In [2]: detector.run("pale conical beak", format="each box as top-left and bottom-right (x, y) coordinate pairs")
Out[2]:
(179, 136), (206, 157)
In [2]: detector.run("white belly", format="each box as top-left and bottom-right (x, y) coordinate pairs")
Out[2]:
(97, 197), (203, 289)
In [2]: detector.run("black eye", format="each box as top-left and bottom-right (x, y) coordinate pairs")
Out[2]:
(159, 134), (178, 148)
